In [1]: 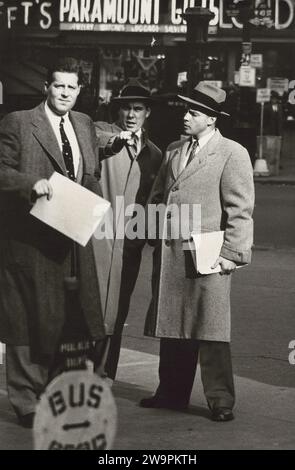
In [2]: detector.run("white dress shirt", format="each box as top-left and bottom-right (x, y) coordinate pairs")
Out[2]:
(133, 128), (143, 156)
(181, 128), (216, 171)
(45, 101), (81, 177)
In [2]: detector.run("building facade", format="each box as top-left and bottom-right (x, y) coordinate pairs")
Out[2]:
(0, 0), (294, 157)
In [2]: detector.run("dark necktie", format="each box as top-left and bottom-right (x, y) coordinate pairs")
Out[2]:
(60, 117), (76, 181)
(186, 139), (199, 167)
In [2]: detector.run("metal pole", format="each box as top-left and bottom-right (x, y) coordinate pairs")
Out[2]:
(259, 102), (264, 159)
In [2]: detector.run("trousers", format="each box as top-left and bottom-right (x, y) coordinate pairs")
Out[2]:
(104, 240), (143, 380)
(155, 338), (235, 410)
(6, 290), (106, 419)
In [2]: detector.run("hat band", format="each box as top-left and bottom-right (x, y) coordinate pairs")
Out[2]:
(191, 89), (223, 112)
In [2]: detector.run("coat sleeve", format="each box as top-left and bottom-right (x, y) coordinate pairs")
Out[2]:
(94, 121), (121, 160)
(220, 144), (255, 264)
(88, 118), (102, 180)
(0, 113), (40, 202)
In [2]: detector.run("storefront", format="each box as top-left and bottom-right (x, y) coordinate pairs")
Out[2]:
(0, 0), (295, 154)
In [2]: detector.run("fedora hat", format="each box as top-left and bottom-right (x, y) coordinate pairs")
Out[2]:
(112, 78), (152, 103)
(178, 81), (230, 117)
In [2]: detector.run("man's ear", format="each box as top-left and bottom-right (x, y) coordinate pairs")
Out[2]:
(146, 107), (151, 119)
(44, 81), (49, 95)
(77, 85), (81, 96)
(208, 116), (217, 126)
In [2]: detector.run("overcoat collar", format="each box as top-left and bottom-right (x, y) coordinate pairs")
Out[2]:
(170, 129), (222, 182)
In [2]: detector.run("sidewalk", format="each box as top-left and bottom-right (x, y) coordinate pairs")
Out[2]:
(1, 347), (295, 450)
(254, 157), (295, 185)
(0, 248), (295, 450)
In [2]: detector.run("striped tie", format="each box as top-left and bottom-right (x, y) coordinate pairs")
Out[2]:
(186, 139), (199, 168)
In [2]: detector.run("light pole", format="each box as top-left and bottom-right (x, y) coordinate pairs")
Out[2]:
(182, 7), (214, 95)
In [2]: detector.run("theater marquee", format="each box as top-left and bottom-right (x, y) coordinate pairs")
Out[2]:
(0, 0), (294, 34)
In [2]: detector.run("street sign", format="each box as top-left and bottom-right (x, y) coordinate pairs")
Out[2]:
(267, 77), (289, 96)
(177, 71), (187, 87)
(239, 66), (256, 87)
(250, 54), (263, 68)
(34, 371), (117, 450)
(256, 88), (271, 103)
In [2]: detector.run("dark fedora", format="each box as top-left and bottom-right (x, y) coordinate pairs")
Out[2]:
(112, 78), (152, 103)
(178, 81), (230, 117)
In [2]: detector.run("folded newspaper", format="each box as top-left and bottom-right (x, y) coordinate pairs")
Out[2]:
(30, 172), (110, 247)
(189, 231), (224, 275)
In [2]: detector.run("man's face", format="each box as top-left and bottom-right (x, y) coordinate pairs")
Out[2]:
(183, 107), (216, 138)
(45, 71), (81, 116)
(118, 101), (150, 133)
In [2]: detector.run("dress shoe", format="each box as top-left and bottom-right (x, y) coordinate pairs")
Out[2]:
(211, 407), (234, 422)
(18, 412), (35, 429)
(139, 395), (187, 410)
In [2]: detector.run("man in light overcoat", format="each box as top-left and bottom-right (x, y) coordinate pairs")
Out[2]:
(93, 79), (162, 382)
(141, 82), (255, 422)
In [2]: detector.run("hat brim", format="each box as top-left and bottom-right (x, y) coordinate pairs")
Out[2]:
(112, 96), (153, 104)
(177, 95), (230, 117)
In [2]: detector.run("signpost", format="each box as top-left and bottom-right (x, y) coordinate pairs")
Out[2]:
(266, 77), (289, 96)
(256, 88), (271, 158)
(250, 53), (263, 68)
(254, 88), (270, 176)
(33, 287), (117, 449)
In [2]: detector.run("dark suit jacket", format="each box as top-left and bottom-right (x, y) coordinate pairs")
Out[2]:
(0, 103), (105, 358)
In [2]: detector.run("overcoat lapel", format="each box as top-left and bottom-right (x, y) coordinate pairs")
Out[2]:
(176, 130), (222, 184)
(31, 103), (67, 175)
(70, 112), (92, 175)
(170, 146), (183, 180)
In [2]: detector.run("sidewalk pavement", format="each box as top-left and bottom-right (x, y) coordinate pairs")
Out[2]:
(0, 248), (295, 450)
(1, 346), (295, 450)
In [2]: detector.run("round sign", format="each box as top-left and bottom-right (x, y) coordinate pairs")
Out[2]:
(34, 371), (117, 450)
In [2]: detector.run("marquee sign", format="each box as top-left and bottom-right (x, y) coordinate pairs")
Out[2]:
(0, 0), (294, 34)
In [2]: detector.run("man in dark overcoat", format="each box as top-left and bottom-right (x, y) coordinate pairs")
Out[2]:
(141, 82), (255, 422)
(0, 59), (105, 427)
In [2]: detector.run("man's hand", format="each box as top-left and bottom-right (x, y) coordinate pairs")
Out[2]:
(117, 130), (135, 146)
(32, 179), (53, 200)
(211, 256), (237, 275)
(111, 131), (134, 153)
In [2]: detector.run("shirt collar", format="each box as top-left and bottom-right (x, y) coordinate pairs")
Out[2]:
(194, 128), (216, 149)
(45, 101), (69, 124)
(134, 128), (142, 139)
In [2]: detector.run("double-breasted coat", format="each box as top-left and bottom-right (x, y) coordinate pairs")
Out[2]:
(144, 129), (255, 342)
(0, 103), (105, 359)
(93, 121), (162, 334)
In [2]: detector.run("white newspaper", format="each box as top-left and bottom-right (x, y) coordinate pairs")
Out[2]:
(190, 231), (225, 275)
(30, 172), (110, 247)
(189, 231), (245, 274)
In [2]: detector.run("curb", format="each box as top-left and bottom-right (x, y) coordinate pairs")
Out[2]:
(254, 178), (295, 185)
